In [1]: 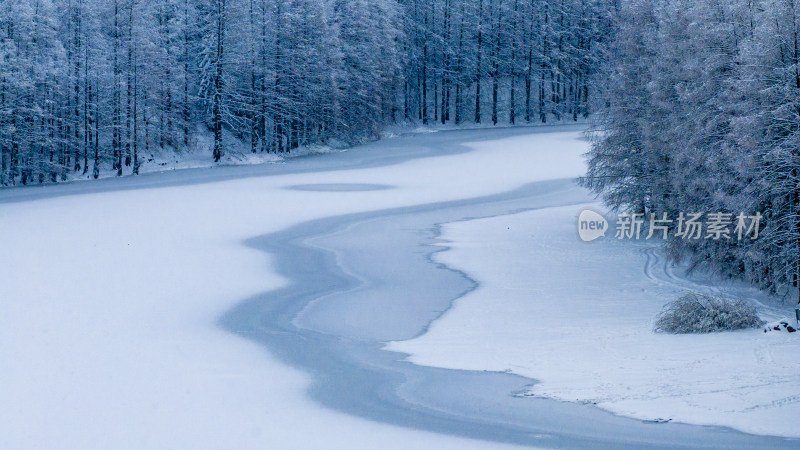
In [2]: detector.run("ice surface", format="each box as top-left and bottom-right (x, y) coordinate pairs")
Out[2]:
(0, 126), (584, 449)
(5, 123), (793, 448)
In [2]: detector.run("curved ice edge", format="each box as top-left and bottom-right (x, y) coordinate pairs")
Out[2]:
(218, 181), (795, 449)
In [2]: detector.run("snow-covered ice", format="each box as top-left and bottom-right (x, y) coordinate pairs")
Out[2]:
(3, 124), (796, 448)
(0, 127), (585, 449)
(388, 204), (800, 438)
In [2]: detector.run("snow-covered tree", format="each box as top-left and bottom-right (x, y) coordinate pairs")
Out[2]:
(0, 0), (610, 185)
(583, 0), (800, 300)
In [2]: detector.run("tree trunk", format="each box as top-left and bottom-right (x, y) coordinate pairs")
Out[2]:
(212, 0), (225, 162)
(183, 0), (190, 149)
(475, 0), (483, 124)
(113, 0), (122, 175)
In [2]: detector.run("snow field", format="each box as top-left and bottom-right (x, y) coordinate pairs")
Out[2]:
(388, 205), (800, 438)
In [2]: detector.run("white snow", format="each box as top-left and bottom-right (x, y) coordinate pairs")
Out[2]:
(388, 204), (800, 438)
(63, 128), (342, 183)
(0, 129), (586, 449)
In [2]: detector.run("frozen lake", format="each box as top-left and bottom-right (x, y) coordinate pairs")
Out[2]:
(2, 125), (795, 449)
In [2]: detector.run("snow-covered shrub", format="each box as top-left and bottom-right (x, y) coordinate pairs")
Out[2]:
(653, 292), (764, 334)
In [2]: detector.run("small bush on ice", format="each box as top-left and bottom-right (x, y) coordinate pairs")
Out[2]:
(654, 292), (764, 334)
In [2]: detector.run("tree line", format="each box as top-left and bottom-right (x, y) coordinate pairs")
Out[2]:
(0, 0), (611, 185)
(583, 0), (800, 300)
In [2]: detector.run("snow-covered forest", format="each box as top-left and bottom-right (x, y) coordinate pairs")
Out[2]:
(2, 0), (799, 314)
(4, 2), (800, 446)
(0, 0), (609, 185)
(582, 0), (800, 300)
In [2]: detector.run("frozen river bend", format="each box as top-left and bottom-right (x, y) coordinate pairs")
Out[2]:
(1, 126), (796, 449)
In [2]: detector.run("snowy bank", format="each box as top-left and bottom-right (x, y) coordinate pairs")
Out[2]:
(388, 205), (800, 438)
